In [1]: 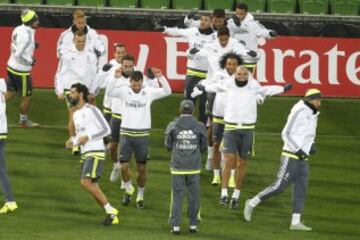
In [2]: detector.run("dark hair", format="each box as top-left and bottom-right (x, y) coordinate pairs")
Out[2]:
(217, 26), (230, 37)
(121, 54), (135, 63)
(236, 3), (248, 12)
(212, 9), (226, 18)
(130, 71), (143, 81)
(219, 52), (244, 69)
(71, 83), (89, 102)
(114, 43), (126, 50)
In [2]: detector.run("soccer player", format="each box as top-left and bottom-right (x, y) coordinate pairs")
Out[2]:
(55, 31), (98, 155)
(57, 9), (105, 59)
(0, 78), (18, 214)
(107, 69), (172, 209)
(195, 65), (292, 208)
(65, 83), (118, 226)
(165, 100), (207, 235)
(155, 13), (216, 125)
(5, 9), (40, 128)
(227, 3), (277, 74)
(244, 89), (322, 231)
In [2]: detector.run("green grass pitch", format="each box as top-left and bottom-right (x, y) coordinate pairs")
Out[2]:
(1, 89), (360, 240)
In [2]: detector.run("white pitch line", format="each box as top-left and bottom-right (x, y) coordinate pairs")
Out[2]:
(8, 124), (360, 139)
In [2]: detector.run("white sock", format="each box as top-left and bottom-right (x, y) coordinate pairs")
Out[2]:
(213, 169), (220, 177)
(137, 187), (145, 199)
(103, 203), (115, 214)
(221, 188), (228, 197)
(291, 213), (301, 225)
(20, 114), (28, 122)
(249, 196), (261, 208)
(114, 161), (121, 169)
(173, 226), (180, 231)
(124, 180), (133, 193)
(207, 146), (214, 159)
(230, 169), (235, 178)
(232, 189), (240, 199)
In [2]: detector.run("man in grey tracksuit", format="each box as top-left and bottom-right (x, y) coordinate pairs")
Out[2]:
(165, 100), (207, 235)
(243, 89), (322, 231)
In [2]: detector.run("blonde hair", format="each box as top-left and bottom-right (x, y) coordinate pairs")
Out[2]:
(73, 10), (85, 20)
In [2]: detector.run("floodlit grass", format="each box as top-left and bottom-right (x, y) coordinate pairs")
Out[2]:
(2, 89), (360, 239)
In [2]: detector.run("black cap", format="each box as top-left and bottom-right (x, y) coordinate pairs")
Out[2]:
(180, 100), (194, 114)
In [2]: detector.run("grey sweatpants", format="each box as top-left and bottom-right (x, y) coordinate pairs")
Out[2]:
(169, 174), (200, 226)
(257, 155), (308, 214)
(0, 141), (14, 202)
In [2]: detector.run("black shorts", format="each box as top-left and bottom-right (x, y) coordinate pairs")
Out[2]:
(119, 135), (149, 164)
(6, 67), (33, 97)
(212, 122), (225, 143)
(206, 93), (216, 117)
(108, 116), (121, 142)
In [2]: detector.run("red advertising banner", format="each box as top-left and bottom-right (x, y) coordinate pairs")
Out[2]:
(0, 27), (359, 97)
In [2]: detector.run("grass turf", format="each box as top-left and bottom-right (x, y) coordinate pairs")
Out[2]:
(1, 89), (360, 240)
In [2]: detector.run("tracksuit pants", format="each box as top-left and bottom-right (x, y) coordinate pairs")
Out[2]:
(257, 155), (309, 214)
(169, 174), (200, 226)
(0, 141), (14, 202)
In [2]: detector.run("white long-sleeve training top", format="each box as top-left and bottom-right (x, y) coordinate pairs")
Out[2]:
(57, 25), (106, 59)
(73, 103), (110, 154)
(107, 76), (172, 133)
(0, 79), (7, 139)
(188, 38), (251, 79)
(164, 27), (216, 73)
(205, 77), (284, 126)
(282, 100), (319, 155)
(7, 24), (36, 72)
(55, 47), (98, 95)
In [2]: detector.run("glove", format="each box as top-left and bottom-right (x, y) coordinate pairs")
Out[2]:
(189, 48), (200, 55)
(296, 149), (309, 160)
(284, 83), (293, 92)
(195, 83), (205, 91)
(239, 40), (246, 46)
(269, 30), (277, 38)
(187, 10), (198, 20)
(232, 15), (241, 27)
(247, 50), (257, 58)
(102, 63), (113, 72)
(309, 144), (316, 155)
(35, 42), (40, 49)
(256, 94), (265, 104)
(31, 58), (36, 66)
(147, 68), (155, 79)
(94, 49), (102, 58)
(191, 86), (203, 98)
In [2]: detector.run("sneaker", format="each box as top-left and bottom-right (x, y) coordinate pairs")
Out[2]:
(110, 165), (121, 182)
(103, 208), (119, 226)
(0, 202), (18, 214)
(289, 222), (312, 231)
(19, 120), (40, 128)
(228, 176), (236, 188)
(189, 225), (198, 233)
(72, 146), (80, 156)
(230, 198), (239, 210)
(219, 196), (228, 206)
(243, 199), (253, 222)
(171, 226), (180, 235)
(211, 175), (221, 186)
(136, 197), (144, 209)
(122, 186), (135, 206)
(205, 159), (212, 171)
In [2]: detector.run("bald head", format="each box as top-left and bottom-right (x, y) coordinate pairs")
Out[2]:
(235, 65), (249, 81)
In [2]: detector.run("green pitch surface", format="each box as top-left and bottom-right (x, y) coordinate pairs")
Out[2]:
(2, 89), (360, 240)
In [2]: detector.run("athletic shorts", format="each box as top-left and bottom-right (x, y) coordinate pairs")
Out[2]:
(6, 67), (33, 97)
(103, 108), (112, 124)
(212, 122), (225, 143)
(222, 129), (254, 159)
(206, 93), (216, 117)
(119, 135), (149, 164)
(80, 153), (105, 182)
(108, 116), (121, 142)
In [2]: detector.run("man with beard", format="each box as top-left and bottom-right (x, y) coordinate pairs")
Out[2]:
(244, 89), (322, 231)
(65, 83), (118, 226)
(195, 65), (292, 208)
(57, 9), (105, 59)
(5, 9), (40, 128)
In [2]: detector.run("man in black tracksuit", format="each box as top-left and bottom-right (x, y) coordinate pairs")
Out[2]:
(165, 100), (207, 235)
